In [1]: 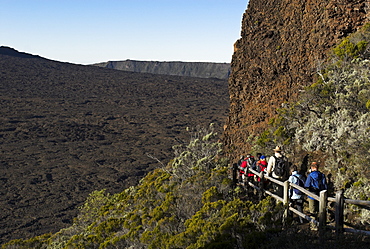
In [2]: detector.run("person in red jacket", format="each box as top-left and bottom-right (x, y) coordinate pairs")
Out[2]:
(256, 155), (268, 188)
(246, 155), (256, 178)
(238, 154), (256, 185)
(238, 155), (248, 184)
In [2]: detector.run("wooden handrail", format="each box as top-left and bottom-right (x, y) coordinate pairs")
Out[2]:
(344, 199), (370, 206)
(344, 228), (370, 236)
(288, 206), (318, 226)
(289, 182), (320, 200)
(247, 167), (370, 206)
(241, 166), (370, 236)
(246, 181), (283, 202)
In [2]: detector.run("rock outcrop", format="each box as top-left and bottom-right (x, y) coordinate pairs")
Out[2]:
(223, 0), (369, 160)
(93, 60), (230, 79)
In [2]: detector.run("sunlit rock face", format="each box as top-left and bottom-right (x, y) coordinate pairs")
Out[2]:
(223, 0), (369, 160)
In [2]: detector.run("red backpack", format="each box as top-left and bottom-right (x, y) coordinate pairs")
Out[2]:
(257, 160), (267, 172)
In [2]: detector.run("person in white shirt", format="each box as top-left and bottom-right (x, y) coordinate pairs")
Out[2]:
(266, 146), (288, 197)
(288, 165), (306, 223)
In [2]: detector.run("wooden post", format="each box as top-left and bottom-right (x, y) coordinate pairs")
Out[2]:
(259, 172), (264, 189)
(335, 190), (344, 236)
(259, 172), (264, 200)
(245, 167), (249, 187)
(283, 181), (289, 221)
(232, 163), (238, 187)
(319, 190), (328, 236)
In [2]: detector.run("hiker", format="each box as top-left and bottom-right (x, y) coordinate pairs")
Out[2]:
(304, 162), (328, 216)
(237, 155), (244, 167)
(267, 146), (288, 197)
(288, 165), (306, 223)
(238, 155), (249, 184)
(255, 155), (268, 188)
(245, 154), (256, 180)
(256, 152), (262, 161)
(257, 155), (268, 173)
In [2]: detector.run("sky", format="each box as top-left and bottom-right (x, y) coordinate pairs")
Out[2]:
(1, 0), (248, 65)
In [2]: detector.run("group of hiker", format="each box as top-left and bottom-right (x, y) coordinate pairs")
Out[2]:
(233, 145), (328, 223)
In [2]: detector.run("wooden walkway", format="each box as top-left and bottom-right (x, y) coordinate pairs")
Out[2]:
(235, 166), (370, 236)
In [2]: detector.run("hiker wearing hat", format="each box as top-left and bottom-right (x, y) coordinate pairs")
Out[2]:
(267, 146), (288, 197)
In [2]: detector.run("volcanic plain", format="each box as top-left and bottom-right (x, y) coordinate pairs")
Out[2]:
(0, 49), (229, 243)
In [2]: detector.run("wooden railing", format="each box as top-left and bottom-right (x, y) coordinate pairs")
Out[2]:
(238, 166), (370, 236)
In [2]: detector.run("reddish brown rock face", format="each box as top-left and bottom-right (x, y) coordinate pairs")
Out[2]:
(223, 0), (369, 160)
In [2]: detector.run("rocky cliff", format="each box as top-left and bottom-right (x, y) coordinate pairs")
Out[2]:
(223, 0), (369, 160)
(93, 60), (230, 79)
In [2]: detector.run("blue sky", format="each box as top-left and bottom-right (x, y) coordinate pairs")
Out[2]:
(1, 0), (248, 64)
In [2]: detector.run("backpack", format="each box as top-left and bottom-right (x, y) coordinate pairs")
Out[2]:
(273, 155), (287, 177)
(309, 171), (326, 192)
(257, 160), (267, 173)
(247, 157), (256, 170)
(292, 175), (304, 195)
(238, 160), (247, 172)
(244, 157), (255, 177)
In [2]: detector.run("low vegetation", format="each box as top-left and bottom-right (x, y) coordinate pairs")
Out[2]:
(2, 125), (286, 248)
(3, 123), (369, 248)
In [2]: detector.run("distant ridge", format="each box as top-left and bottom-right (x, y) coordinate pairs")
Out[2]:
(0, 46), (41, 59)
(93, 60), (231, 79)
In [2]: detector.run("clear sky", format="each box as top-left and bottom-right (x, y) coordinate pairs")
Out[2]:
(1, 0), (248, 65)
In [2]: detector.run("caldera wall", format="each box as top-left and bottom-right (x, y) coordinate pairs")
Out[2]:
(223, 0), (369, 160)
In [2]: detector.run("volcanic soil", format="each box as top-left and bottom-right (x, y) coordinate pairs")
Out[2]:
(0, 51), (229, 243)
